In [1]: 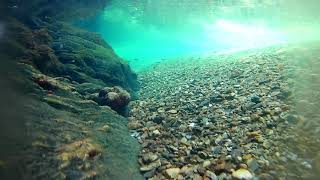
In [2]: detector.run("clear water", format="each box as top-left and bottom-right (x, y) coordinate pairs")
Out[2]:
(76, 1), (320, 179)
(76, 0), (320, 71)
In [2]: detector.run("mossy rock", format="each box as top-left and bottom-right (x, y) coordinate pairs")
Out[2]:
(47, 22), (139, 91)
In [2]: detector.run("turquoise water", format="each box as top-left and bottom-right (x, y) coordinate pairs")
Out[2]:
(75, 0), (320, 72)
(77, 5), (289, 71)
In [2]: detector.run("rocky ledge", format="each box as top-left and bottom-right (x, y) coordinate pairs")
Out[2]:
(0, 0), (141, 179)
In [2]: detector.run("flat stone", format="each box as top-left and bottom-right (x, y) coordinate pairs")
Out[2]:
(140, 159), (161, 172)
(202, 160), (211, 168)
(180, 137), (188, 145)
(232, 168), (253, 180)
(247, 158), (259, 172)
(164, 168), (180, 179)
(168, 109), (178, 114)
(152, 129), (160, 135)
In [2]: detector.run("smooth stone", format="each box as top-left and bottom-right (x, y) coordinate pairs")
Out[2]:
(239, 163), (248, 169)
(274, 107), (282, 114)
(218, 173), (227, 180)
(140, 159), (161, 172)
(232, 168), (253, 180)
(180, 137), (188, 145)
(164, 168), (181, 179)
(188, 123), (195, 127)
(251, 95), (261, 103)
(168, 109), (178, 114)
(206, 171), (218, 180)
(203, 160), (211, 168)
(247, 158), (259, 172)
(301, 161), (312, 169)
(152, 129), (160, 135)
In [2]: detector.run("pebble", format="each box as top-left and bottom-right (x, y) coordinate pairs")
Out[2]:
(140, 159), (161, 172)
(232, 168), (253, 180)
(164, 168), (180, 179)
(247, 158), (259, 172)
(150, 114), (164, 124)
(152, 129), (160, 135)
(251, 95), (261, 103)
(168, 109), (178, 114)
(180, 137), (188, 145)
(188, 123), (195, 127)
(218, 172), (227, 180)
(202, 160), (211, 168)
(206, 171), (218, 180)
(301, 161), (312, 169)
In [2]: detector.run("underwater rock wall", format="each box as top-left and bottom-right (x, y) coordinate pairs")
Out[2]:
(3, 17), (138, 92)
(0, 0), (141, 179)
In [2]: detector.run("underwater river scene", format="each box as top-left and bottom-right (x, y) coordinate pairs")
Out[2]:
(1, 0), (320, 180)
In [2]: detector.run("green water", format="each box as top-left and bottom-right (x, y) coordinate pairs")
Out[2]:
(76, 0), (320, 71)
(73, 1), (320, 179)
(77, 1), (287, 71)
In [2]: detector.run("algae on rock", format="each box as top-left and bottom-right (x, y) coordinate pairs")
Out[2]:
(0, 0), (142, 179)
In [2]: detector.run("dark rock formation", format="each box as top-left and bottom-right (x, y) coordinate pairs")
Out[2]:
(3, 17), (138, 93)
(0, 0), (142, 179)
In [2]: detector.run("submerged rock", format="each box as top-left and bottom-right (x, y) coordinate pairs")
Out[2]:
(164, 168), (181, 179)
(140, 159), (161, 172)
(232, 169), (253, 180)
(96, 86), (131, 115)
(142, 153), (159, 163)
(250, 95), (261, 104)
